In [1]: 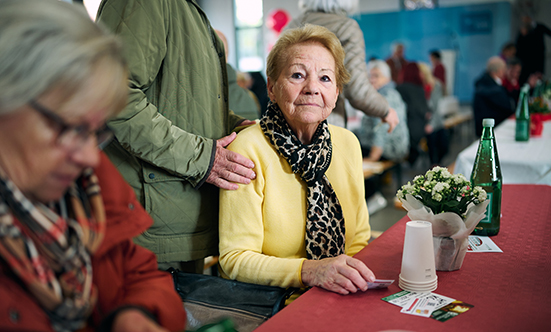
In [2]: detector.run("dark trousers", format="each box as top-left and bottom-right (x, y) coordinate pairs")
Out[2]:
(427, 128), (450, 165)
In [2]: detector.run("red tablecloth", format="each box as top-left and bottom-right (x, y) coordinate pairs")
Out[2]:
(255, 184), (551, 332)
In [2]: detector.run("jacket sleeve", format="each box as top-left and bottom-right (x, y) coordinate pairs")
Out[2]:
(94, 240), (186, 332)
(339, 18), (389, 118)
(92, 152), (186, 331)
(97, 0), (214, 187)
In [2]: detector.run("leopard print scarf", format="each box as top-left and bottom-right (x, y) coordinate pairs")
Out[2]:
(260, 102), (345, 260)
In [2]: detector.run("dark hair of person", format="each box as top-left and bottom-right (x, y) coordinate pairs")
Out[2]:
(501, 42), (516, 53)
(429, 50), (441, 59)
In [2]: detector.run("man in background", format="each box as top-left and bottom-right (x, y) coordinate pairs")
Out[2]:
(473, 56), (514, 136)
(386, 43), (408, 84)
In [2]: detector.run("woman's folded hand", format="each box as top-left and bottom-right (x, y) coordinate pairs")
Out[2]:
(301, 255), (376, 295)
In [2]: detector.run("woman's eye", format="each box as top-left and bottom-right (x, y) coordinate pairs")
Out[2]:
(291, 72), (304, 79)
(321, 75), (331, 82)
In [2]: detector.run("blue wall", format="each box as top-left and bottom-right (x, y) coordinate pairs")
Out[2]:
(355, 2), (511, 103)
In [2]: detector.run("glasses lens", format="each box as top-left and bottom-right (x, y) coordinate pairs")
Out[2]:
(57, 125), (113, 151)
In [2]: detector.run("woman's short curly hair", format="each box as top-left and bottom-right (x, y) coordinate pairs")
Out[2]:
(266, 24), (350, 91)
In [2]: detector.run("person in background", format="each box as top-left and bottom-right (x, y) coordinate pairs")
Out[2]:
(500, 42), (517, 62)
(429, 49), (446, 94)
(396, 62), (432, 166)
(502, 57), (522, 105)
(386, 42), (408, 85)
(418, 62), (449, 167)
(473, 56), (515, 137)
(215, 30), (261, 121)
(248, 71), (270, 116)
(355, 60), (410, 216)
(219, 24), (376, 298)
(0, 1), (185, 331)
(357, 60), (409, 163)
(285, 0), (399, 132)
(96, 0), (256, 274)
(515, 15), (551, 85)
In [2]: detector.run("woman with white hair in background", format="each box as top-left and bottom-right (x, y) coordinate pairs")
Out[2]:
(356, 60), (409, 162)
(286, 0), (399, 132)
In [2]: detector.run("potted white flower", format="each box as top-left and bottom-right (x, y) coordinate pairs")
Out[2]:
(396, 166), (490, 271)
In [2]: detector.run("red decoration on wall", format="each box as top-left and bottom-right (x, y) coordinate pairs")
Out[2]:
(267, 9), (290, 33)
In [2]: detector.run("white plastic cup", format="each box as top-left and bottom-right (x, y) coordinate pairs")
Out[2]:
(400, 221), (438, 288)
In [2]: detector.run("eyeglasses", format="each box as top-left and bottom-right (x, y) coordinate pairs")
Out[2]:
(28, 99), (113, 151)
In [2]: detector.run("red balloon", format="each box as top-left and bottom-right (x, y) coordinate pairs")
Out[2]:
(267, 9), (290, 33)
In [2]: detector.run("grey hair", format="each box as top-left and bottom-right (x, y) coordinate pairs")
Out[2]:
(486, 56), (506, 74)
(391, 42), (404, 53)
(366, 60), (391, 79)
(298, 0), (359, 15)
(0, 0), (126, 114)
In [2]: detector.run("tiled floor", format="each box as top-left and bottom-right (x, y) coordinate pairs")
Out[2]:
(368, 105), (477, 237)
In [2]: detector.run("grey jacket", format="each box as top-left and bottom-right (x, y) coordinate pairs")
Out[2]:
(286, 12), (389, 126)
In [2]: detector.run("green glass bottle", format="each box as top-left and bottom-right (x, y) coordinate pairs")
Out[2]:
(515, 84), (530, 142)
(471, 118), (502, 236)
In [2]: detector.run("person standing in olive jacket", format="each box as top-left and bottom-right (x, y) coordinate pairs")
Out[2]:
(96, 0), (256, 273)
(285, 0), (399, 131)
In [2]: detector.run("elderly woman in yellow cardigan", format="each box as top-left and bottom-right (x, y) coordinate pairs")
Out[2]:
(219, 24), (376, 296)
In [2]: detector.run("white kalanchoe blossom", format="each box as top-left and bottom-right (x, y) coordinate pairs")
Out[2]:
(473, 186), (487, 201)
(432, 193), (443, 202)
(433, 182), (450, 194)
(451, 174), (466, 185)
(426, 171), (434, 181)
(441, 168), (451, 178)
(396, 189), (405, 200)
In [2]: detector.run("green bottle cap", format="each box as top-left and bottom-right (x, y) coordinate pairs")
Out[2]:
(482, 118), (495, 127)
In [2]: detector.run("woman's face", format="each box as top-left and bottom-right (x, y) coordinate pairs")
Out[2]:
(267, 42), (339, 141)
(369, 67), (390, 90)
(0, 71), (120, 203)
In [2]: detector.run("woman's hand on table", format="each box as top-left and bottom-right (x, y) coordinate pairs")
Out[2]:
(112, 308), (169, 332)
(301, 255), (376, 295)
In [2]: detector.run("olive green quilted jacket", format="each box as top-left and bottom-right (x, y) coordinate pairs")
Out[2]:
(97, 0), (244, 262)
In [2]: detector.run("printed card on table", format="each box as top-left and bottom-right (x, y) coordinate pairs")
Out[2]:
(467, 235), (503, 252)
(367, 279), (394, 289)
(382, 291), (473, 321)
(382, 291), (454, 310)
(400, 293), (455, 317)
(430, 301), (474, 322)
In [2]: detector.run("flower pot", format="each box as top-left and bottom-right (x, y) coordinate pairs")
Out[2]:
(433, 236), (468, 271)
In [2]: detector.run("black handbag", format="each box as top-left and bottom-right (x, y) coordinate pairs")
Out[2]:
(169, 268), (294, 332)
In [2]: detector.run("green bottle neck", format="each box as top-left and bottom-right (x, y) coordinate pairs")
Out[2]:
(481, 126), (495, 139)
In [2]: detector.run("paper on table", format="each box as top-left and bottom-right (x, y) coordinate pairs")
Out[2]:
(382, 291), (454, 309)
(400, 294), (455, 317)
(467, 235), (503, 252)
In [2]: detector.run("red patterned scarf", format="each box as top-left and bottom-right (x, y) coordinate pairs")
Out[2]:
(0, 167), (105, 332)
